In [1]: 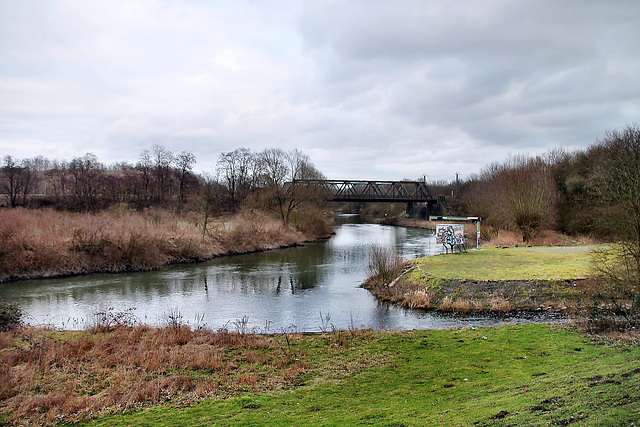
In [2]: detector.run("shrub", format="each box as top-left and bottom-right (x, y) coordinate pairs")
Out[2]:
(290, 208), (332, 237)
(0, 300), (22, 331)
(584, 125), (640, 331)
(366, 245), (404, 296)
(585, 251), (640, 332)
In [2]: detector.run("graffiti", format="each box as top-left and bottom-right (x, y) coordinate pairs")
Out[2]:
(436, 224), (466, 252)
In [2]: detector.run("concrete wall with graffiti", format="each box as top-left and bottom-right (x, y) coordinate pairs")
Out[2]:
(436, 224), (465, 246)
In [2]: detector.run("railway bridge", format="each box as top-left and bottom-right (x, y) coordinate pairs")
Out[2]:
(298, 179), (444, 216)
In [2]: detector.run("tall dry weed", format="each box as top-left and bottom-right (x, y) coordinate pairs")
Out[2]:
(406, 290), (433, 309)
(490, 296), (513, 312)
(440, 296), (479, 312)
(219, 210), (303, 253)
(0, 325), (294, 426)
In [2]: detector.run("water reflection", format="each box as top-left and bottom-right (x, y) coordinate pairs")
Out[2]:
(0, 215), (562, 331)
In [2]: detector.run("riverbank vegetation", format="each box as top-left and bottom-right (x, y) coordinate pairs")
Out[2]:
(0, 146), (332, 282)
(453, 126), (640, 244)
(0, 323), (638, 426)
(0, 207), (328, 283)
(364, 245), (596, 314)
(438, 124), (640, 331)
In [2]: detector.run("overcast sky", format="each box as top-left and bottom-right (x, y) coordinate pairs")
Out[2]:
(1, 1), (639, 181)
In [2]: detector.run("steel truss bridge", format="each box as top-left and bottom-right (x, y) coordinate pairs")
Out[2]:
(297, 179), (443, 215)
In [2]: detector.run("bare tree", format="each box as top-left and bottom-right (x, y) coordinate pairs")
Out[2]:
(47, 159), (70, 205)
(459, 155), (557, 242)
(197, 173), (227, 240)
(256, 148), (288, 187)
(255, 148), (325, 225)
(216, 147), (254, 210)
(595, 125), (640, 245)
(175, 151), (196, 205)
(151, 144), (174, 202)
(136, 149), (153, 205)
(590, 124), (640, 327)
(0, 156), (39, 207)
(497, 155), (557, 242)
(69, 153), (104, 210)
(2, 155), (25, 207)
(104, 162), (138, 206)
(28, 155), (49, 198)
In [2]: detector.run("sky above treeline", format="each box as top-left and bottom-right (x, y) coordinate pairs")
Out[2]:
(1, 0), (639, 181)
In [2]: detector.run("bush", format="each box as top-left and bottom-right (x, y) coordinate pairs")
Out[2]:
(290, 208), (332, 237)
(586, 248), (640, 332)
(366, 245), (404, 296)
(0, 300), (22, 331)
(584, 125), (640, 331)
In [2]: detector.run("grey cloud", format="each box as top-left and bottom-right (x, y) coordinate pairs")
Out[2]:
(292, 0), (640, 165)
(1, 0), (639, 181)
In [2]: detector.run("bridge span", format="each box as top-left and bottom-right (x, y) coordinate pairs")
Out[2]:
(298, 179), (444, 215)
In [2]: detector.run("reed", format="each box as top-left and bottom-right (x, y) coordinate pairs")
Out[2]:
(440, 296), (480, 312)
(405, 290), (433, 309)
(0, 207), (316, 282)
(489, 295), (513, 312)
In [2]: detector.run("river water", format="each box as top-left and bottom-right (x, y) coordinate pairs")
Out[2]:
(0, 215), (562, 332)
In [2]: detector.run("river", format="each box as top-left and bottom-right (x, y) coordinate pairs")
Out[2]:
(0, 215), (562, 331)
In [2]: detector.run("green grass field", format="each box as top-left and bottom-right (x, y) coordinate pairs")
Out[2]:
(85, 324), (639, 426)
(412, 245), (600, 281)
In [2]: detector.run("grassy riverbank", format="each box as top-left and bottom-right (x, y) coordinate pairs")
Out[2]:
(1, 324), (638, 426)
(413, 245), (596, 280)
(363, 245), (600, 313)
(0, 207), (330, 283)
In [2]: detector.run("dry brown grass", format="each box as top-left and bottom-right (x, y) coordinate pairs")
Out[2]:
(485, 228), (599, 247)
(489, 296), (513, 312)
(0, 208), (314, 282)
(216, 210), (305, 253)
(405, 290), (434, 309)
(0, 325), (307, 426)
(439, 296), (481, 312)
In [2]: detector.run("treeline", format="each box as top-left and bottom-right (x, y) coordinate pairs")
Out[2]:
(456, 124), (640, 244)
(1, 145), (198, 211)
(1, 146), (327, 230)
(0, 146), (331, 281)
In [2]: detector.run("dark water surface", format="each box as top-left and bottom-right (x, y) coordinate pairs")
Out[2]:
(0, 215), (562, 331)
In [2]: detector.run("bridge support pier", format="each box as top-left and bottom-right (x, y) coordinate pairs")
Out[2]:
(406, 200), (446, 218)
(406, 202), (414, 216)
